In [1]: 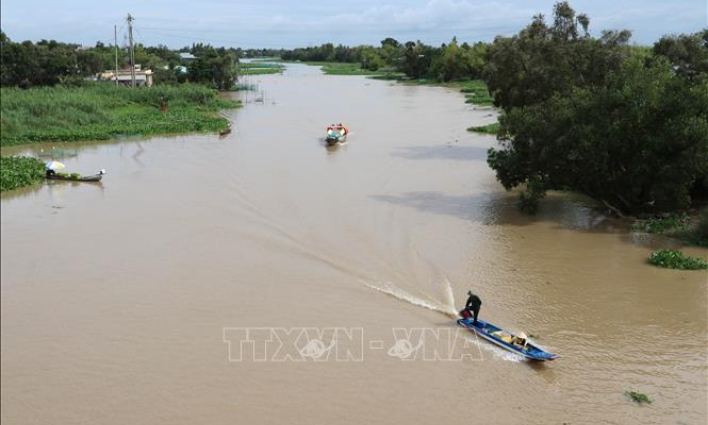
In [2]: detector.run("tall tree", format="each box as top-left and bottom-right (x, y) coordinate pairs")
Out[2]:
(485, 3), (708, 213)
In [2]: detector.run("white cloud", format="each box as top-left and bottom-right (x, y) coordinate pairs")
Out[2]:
(255, 0), (535, 41)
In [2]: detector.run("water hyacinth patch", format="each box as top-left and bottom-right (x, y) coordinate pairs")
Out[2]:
(625, 391), (652, 404)
(0, 156), (45, 191)
(648, 249), (708, 270)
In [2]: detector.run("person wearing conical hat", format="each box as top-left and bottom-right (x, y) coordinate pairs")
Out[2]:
(512, 332), (528, 348)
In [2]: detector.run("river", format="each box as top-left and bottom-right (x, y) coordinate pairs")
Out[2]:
(2, 63), (707, 424)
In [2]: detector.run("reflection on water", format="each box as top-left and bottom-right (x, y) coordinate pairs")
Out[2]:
(1, 63), (706, 425)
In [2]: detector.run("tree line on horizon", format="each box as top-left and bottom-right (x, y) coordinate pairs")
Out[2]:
(0, 32), (239, 90)
(279, 37), (488, 82)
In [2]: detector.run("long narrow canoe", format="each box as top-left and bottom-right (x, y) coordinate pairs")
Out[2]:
(47, 173), (103, 182)
(458, 317), (559, 361)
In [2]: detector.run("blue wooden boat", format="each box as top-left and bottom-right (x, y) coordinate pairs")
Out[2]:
(458, 317), (559, 361)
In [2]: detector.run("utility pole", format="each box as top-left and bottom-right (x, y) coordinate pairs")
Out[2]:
(126, 13), (136, 88)
(114, 24), (119, 87)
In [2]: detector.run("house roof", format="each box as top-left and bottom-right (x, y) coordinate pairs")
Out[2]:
(179, 53), (196, 60)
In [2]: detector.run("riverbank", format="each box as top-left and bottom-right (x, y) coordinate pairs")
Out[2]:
(0, 84), (241, 147)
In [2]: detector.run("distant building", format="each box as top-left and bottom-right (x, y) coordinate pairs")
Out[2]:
(179, 52), (196, 63)
(98, 66), (154, 87)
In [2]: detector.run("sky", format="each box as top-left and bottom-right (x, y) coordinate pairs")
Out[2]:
(1, 0), (706, 48)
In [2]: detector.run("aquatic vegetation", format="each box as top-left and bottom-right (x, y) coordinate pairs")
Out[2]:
(0, 156), (45, 191)
(239, 62), (285, 75)
(648, 249), (708, 270)
(297, 61), (396, 76)
(467, 122), (499, 134)
(625, 391), (652, 404)
(242, 68), (282, 75)
(632, 214), (689, 234)
(633, 213), (708, 247)
(0, 84), (241, 146)
(460, 80), (495, 106)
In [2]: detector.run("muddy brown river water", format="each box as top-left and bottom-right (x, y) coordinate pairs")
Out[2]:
(2, 63), (707, 424)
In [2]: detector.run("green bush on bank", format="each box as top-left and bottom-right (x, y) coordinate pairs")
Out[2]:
(0, 84), (241, 146)
(0, 156), (45, 191)
(648, 249), (708, 270)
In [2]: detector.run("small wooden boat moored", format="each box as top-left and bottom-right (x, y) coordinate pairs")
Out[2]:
(458, 316), (559, 361)
(46, 170), (104, 182)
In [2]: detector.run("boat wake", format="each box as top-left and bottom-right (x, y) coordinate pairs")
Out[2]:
(362, 278), (458, 318)
(365, 279), (524, 362)
(462, 335), (525, 362)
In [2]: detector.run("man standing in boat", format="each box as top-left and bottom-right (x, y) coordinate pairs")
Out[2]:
(462, 291), (482, 325)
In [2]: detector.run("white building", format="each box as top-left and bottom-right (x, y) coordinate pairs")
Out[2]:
(99, 66), (154, 87)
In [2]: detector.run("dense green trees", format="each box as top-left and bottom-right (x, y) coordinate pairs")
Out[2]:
(485, 2), (708, 214)
(279, 38), (487, 82)
(0, 34), (238, 90)
(187, 47), (238, 90)
(0, 32), (110, 87)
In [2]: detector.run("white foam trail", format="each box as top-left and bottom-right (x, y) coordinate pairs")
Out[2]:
(441, 274), (456, 314)
(462, 336), (524, 363)
(363, 280), (458, 317)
